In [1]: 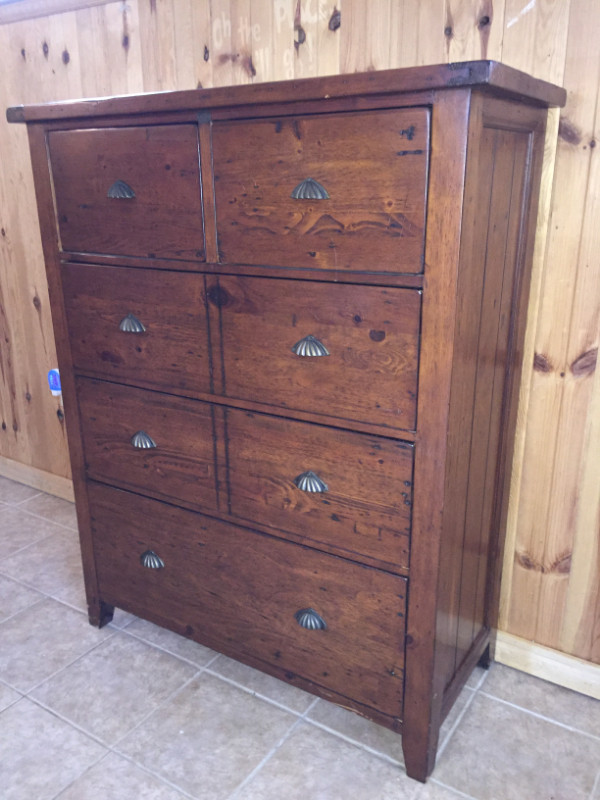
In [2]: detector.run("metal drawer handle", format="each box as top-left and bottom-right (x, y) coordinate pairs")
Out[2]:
(295, 608), (327, 630)
(291, 177), (329, 200)
(131, 431), (157, 449)
(291, 334), (329, 357)
(140, 550), (164, 569)
(107, 179), (136, 199)
(119, 313), (146, 334)
(294, 470), (328, 493)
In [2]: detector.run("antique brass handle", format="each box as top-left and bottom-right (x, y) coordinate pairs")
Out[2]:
(119, 313), (146, 333)
(295, 608), (327, 630)
(140, 550), (164, 569)
(291, 177), (329, 200)
(107, 179), (136, 199)
(131, 431), (157, 449)
(294, 471), (328, 493)
(291, 334), (329, 357)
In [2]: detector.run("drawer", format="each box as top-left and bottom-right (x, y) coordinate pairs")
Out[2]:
(89, 483), (406, 717)
(225, 408), (412, 568)
(212, 108), (429, 273)
(209, 276), (420, 430)
(77, 378), (217, 512)
(48, 125), (204, 260)
(62, 264), (211, 394)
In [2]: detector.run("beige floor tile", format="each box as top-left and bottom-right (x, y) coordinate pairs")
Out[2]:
(237, 721), (416, 800)
(55, 751), (190, 799)
(209, 654), (315, 713)
(118, 672), (297, 800)
(592, 770), (600, 799)
(126, 617), (218, 667)
(0, 505), (62, 558)
(0, 528), (84, 601)
(0, 476), (40, 505)
(482, 662), (600, 737)
(31, 632), (198, 744)
(19, 492), (78, 529)
(0, 697), (106, 800)
(0, 597), (111, 691)
(307, 698), (404, 763)
(434, 693), (600, 800)
(0, 681), (21, 712)
(0, 573), (42, 621)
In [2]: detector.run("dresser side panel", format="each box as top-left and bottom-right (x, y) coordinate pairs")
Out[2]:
(438, 97), (548, 699)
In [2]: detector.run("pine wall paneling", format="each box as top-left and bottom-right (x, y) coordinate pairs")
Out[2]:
(0, 0), (598, 687)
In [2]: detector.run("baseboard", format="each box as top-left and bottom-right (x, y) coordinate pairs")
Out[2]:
(495, 631), (599, 700)
(0, 457), (74, 502)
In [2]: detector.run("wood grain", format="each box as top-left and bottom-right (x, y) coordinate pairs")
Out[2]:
(0, 0), (596, 683)
(89, 481), (407, 719)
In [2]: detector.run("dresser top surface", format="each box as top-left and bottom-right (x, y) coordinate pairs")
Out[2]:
(7, 60), (565, 124)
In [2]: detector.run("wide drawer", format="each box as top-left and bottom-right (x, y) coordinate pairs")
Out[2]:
(208, 276), (420, 430)
(212, 108), (429, 273)
(89, 483), (406, 717)
(225, 408), (412, 568)
(77, 378), (217, 512)
(62, 264), (211, 394)
(48, 125), (204, 260)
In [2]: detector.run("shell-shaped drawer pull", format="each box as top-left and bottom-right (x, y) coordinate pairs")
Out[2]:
(107, 179), (136, 199)
(294, 470), (328, 493)
(295, 608), (327, 631)
(131, 431), (157, 450)
(291, 177), (330, 200)
(140, 550), (165, 569)
(119, 313), (146, 334)
(291, 334), (329, 357)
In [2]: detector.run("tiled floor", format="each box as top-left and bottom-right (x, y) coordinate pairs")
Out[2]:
(0, 475), (598, 800)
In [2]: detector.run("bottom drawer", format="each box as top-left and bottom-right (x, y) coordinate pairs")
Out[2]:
(88, 482), (406, 717)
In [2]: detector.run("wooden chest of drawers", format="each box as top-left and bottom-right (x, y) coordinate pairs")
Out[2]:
(8, 61), (565, 782)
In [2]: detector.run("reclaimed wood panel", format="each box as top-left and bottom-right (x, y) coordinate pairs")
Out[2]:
(0, 0), (598, 672)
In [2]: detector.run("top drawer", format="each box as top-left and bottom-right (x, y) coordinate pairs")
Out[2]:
(48, 125), (205, 260)
(212, 107), (429, 273)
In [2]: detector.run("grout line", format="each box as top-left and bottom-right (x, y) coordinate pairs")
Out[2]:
(111, 668), (204, 751)
(106, 751), (201, 800)
(225, 696), (320, 800)
(469, 665), (490, 691)
(0, 596), (46, 627)
(11, 491), (43, 506)
(478, 690), (600, 742)
(28, 694), (112, 748)
(24, 628), (118, 696)
(437, 687), (478, 759)
(427, 778), (480, 800)
(203, 665), (309, 717)
(120, 625), (222, 672)
(588, 767), (600, 800)
(48, 751), (114, 800)
(9, 503), (78, 532)
(302, 715), (404, 767)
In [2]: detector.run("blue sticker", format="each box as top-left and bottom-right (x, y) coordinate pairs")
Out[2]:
(48, 369), (61, 396)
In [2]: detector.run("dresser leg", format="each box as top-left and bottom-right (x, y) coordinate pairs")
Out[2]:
(88, 600), (114, 628)
(402, 729), (438, 783)
(477, 643), (491, 669)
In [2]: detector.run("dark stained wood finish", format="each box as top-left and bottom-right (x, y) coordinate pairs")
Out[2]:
(89, 482), (407, 718)
(7, 61), (566, 122)
(208, 275), (421, 431)
(224, 407), (413, 568)
(48, 125), (205, 260)
(212, 108), (429, 274)
(61, 264), (211, 394)
(76, 378), (218, 512)
(11, 64), (564, 784)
